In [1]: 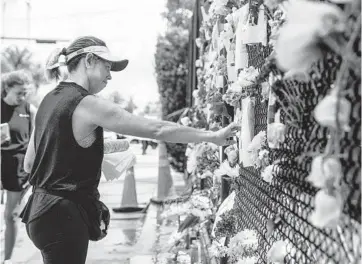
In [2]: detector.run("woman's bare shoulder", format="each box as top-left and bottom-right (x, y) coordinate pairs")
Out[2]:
(73, 95), (122, 127)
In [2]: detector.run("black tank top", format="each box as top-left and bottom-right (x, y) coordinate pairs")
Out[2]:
(1, 99), (31, 154)
(21, 82), (104, 223)
(1, 99), (31, 191)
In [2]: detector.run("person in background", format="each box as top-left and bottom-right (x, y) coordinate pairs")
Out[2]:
(141, 139), (149, 155)
(22, 35), (239, 263)
(1, 70), (36, 264)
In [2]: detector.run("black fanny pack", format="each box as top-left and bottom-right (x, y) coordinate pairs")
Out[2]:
(34, 187), (110, 241)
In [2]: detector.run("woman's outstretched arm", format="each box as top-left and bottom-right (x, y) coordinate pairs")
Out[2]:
(75, 96), (240, 146)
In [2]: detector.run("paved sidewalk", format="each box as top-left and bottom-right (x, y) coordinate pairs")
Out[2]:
(130, 171), (186, 264)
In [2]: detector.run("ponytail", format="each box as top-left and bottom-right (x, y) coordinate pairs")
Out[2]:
(44, 47), (68, 82)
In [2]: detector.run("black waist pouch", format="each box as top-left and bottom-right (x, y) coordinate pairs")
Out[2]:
(34, 187), (110, 241)
(79, 198), (110, 241)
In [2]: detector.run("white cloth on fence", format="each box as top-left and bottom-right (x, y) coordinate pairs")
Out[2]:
(239, 97), (255, 167)
(211, 23), (220, 51)
(216, 75), (224, 89)
(234, 4), (249, 72)
(227, 46), (237, 82)
(242, 4), (268, 46)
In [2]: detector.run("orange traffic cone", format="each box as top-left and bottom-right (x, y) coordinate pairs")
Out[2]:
(112, 166), (145, 213)
(150, 142), (177, 204)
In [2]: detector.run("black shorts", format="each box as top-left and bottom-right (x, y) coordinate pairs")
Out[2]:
(26, 199), (90, 264)
(1, 152), (29, 191)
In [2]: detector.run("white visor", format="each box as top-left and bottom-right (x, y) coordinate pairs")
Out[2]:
(66, 46), (128, 72)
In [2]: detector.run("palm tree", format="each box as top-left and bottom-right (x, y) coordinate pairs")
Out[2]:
(1, 58), (13, 73)
(1, 45), (46, 88)
(1, 45), (32, 71)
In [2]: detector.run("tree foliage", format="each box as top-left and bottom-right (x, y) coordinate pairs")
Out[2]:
(1, 45), (46, 89)
(154, 0), (194, 172)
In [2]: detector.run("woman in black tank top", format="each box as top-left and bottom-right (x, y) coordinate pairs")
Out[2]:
(22, 36), (240, 264)
(1, 70), (36, 263)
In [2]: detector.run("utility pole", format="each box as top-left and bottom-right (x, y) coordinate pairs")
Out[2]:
(2, 0), (6, 38)
(25, 0), (31, 44)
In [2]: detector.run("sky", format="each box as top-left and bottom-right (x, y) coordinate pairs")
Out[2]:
(0, 0), (167, 109)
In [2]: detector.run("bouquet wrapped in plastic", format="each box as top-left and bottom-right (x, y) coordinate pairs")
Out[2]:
(102, 139), (136, 181)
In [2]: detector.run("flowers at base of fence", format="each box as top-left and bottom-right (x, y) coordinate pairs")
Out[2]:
(258, 149), (269, 161)
(168, 231), (185, 247)
(267, 240), (288, 263)
(190, 191), (214, 219)
(237, 66), (259, 87)
(200, 170), (213, 179)
(212, 191), (237, 237)
(237, 256), (258, 264)
(215, 55), (228, 76)
(211, 229), (259, 263)
(214, 160), (240, 181)
(209, 0), (229, 16)
(223, 83), (246, 106)
(275, 0), (345, 72)
(186, 142), (220, 176)
(248, 131), (267, 153)
(252, 148), (270, 170)
(314, 92), (351, 132)
(248, 131), (270, 170)
(156, 252), (175, 264)
(228, 229), (258, 255)
(261, 164), (276, 184)
(309, 189), (343, 229)
(306, 155), (342, 189)
(224, 145), (239, 167)
(176, 251), (191, 264)
(267, 123), (286, 149)
(223, 66), (259, 106)
(161, 202), (190, 219)
(191, 192), (212, 210)
(191, 205), (212, 220)
(161, 192), (213, 220)
(213, 146), (240, 181)
(209, 239), (229, 259)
